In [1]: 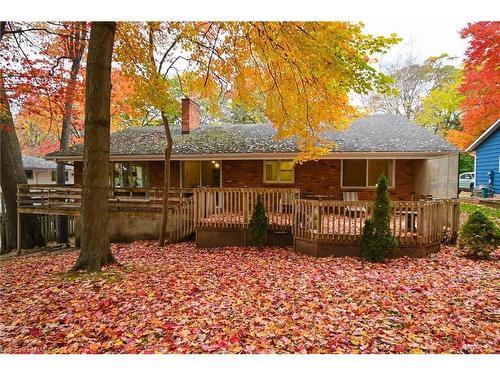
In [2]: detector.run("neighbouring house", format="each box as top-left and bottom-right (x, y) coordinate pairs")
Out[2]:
(0, 157), (75, 251)
(22, 155), (74, 185)
(466, 119), (500, 195)
(30, 98), (460, 257)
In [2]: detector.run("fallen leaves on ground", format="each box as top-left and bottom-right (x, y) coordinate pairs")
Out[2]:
(0, 242), (498, 354)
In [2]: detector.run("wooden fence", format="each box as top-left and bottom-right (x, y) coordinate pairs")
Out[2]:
(193, 188), (300, 231)
(293, 199), (460, 245)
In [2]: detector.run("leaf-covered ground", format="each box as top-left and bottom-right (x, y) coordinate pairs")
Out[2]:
(0, 242), (498, 354)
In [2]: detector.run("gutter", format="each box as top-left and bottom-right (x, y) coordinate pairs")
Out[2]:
(45, 151), (460, 163)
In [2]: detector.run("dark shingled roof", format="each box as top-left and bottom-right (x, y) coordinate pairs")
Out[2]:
(48, 114), (458, 157)
(22, 155), (57, 169)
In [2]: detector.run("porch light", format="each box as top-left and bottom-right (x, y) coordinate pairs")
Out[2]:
(214, 162), (220, 168)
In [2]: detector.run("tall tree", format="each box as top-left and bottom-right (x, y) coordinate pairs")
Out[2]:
(116, 21), (398, 246)
(71, 22), (116, 272)
(0, 22), (45, 252)
(52, 22), (88, 244)
(416, 69), (463, 136)
(448, 22), (500, 148)
(360, 53), (458, 120)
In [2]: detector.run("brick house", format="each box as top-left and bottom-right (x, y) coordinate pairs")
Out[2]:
(47, 98), (459, 200)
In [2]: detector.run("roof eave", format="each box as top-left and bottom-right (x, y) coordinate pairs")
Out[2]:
(45, 150), (459, 162)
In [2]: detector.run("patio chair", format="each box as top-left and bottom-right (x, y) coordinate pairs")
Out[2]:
(343, 191), (367, 218)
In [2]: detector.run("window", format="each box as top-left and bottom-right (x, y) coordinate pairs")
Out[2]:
(111, 162), (148, 188)
(51, 171), (69, 182)
(342, 160), (366, 187)
(367, 159), (393, 187)
(25, 169), (33, 179)
(264, 160), (295, 183)
(181, 161), (221, 188)
(182, 161), (201, 188)
(342, 159), (394, 188)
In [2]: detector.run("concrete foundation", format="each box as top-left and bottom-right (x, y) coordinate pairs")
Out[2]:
(75, 212), (162, 244)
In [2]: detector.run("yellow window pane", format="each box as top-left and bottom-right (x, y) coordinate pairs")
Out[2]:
(201, 161), (221, 187)
(368, 160), (393, 186)
(343, 160), (367, 187)
(265, 161), (278, 182)
(280, 170), (294, 182)
(280, 160), (294, 171)
(182, 161), (201, 188)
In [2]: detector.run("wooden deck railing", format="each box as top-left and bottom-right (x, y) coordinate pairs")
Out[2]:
(17, 184), (193, 215)
(193, 187), (300, 230)
(293, 199), (460, 245)
(16, 185), (460, 249)
(168, 196), (195, 243)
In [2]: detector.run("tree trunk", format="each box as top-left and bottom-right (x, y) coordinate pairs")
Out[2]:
(158, 112), (172, 247)
(0, 76), (45, 253)
(71, 22), (116, 272)
(57, 28), (86, 244)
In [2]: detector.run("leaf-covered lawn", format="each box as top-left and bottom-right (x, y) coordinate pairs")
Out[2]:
(460, 202), (500, 223)
(0, 242), (498, 354)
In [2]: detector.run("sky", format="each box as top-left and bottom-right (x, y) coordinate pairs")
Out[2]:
(363, 19), (470, 65)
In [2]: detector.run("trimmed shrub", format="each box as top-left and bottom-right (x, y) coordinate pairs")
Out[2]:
(360, 219), (376, 258)
(361, 174), (398, 261)
(248, 194), (269, 247)
(459, 211), (500, 259)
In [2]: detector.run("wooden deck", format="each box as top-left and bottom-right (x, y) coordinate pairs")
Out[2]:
(16, 185), (195, 249)
(17, 185), (460, 257)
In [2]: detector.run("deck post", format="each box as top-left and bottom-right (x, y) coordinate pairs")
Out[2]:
(16, 212), (21, 256)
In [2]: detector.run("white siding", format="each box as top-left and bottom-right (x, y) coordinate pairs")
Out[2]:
(413, 154), (459, 199)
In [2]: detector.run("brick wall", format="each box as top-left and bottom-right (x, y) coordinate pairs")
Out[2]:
(181, 98), (200, 134)
(221, 159), (416, 200)
(73, 158), (416, 199)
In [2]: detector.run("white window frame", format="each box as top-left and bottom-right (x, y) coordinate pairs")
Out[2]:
(341, 159), (396, 189)
(263, 160), (295, 184)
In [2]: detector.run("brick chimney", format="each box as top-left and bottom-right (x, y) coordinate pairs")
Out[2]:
(181, 97), (200, 134)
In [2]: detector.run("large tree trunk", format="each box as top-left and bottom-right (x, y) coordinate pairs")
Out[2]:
(158, 112), (173, 246)
(71, 22), (116, 272)
(0, 76), (45, 253)
(57, 26), (87, 244)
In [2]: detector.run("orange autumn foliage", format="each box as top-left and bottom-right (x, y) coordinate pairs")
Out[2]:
(448, 22), (500, 148)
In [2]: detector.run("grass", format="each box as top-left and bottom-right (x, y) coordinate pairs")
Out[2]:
(460, 202), (500, 222)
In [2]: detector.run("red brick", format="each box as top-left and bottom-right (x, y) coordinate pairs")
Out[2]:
(181, 98), (200, 134)
(73, 159), (416, 200)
